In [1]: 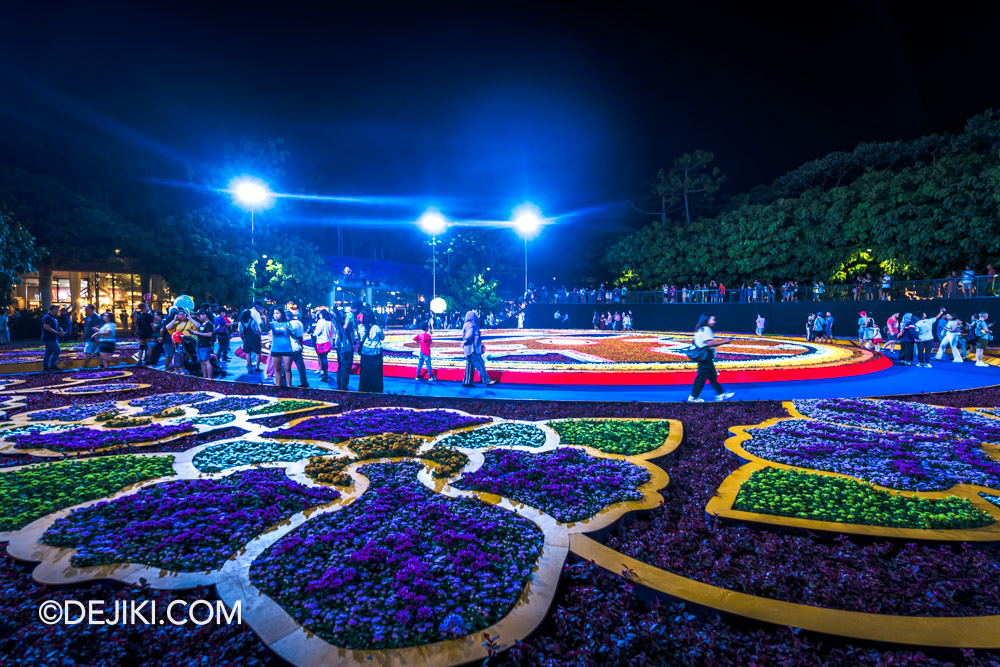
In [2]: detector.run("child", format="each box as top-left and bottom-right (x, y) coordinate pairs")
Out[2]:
(755, 314), (765, 336)
(413, 323), (435, 381)
(872, 324), (883, 352)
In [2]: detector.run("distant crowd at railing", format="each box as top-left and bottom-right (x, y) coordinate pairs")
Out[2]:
(524, 266), (998, 306)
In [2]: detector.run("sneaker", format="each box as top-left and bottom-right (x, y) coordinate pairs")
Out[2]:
(428, 376), (436, 382)
(685, 396), (704, 403)
(486, 379), (498, 386)
(976, 362), (989, 367)
(462, 383), (474, 388)
(715, 392), (735, 401)
(952, 359), (964, 363)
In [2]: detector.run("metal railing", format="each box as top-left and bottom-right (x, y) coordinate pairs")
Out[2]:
(530, 275), (999, 305)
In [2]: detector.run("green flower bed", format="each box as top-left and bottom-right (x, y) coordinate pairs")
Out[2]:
(247, 399), (326, 416)
(193, 440), (335, 473)
(548, 419), (671, 456)
(189, 413), (237, 427)
(0, 455), (175, 532)
(438, 423), (547, 449)
(734, 468), (995, 530)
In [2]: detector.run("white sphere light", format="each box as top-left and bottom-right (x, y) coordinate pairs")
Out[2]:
(512, 203), (543, 236)
(430, 297), (447, 314)
(418, 208), (447, 235)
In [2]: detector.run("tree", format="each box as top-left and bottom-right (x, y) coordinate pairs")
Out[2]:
(256, 232), (335, 311)
(665, 150), (726, 224)
(0, 209), (40, 308)
(440, 260), (502, 315)
(150, 208), (255, 306)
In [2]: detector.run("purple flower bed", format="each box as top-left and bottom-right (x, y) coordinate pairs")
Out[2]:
(42, 468), (339, 572)
(11, 423), (195, 452)
(60, 383), (145, 394)
(0, 550), (278, 665)
(250, 461), (543, 650)
(794, 398), (1000, 443)
(193, 396), (270, 414)
(70, 370), (127, 380)
(741, 419), (1000, 492)
(128, 393), (215, 415)
(606, 403), (1000, 618)
(270, 408), (491, 442)
(454, 448), (650, 522)
(27, 400), (120, 422)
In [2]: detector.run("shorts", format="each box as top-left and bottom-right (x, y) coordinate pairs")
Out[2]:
(270, 351), (289, 358)
(977, 339), (988, 350)
(98, 341), (116, 354)
(162, 342), (174, 358)
(84, 341), (99, 355)
(197, 347), (212, 362)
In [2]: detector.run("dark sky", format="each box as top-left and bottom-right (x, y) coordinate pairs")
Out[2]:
(2, 1), (1000, 278)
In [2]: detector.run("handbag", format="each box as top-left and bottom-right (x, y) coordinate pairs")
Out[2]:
(360, 326), (382, 356)
(316, 341), (331, 355)
(680, 344), (711, 362)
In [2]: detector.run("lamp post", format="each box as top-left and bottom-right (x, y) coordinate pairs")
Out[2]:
(512, 203), (543, 297)
(232, 179), (272, 299)
(418, 208), (447, 299)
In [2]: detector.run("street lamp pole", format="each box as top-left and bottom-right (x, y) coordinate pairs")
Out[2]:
(250, 205), (255, 297)
(432, 234), (437, 298)
(523, 235), (528, 295)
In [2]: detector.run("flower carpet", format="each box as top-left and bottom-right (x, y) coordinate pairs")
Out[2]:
(253, 328), (890, 386)
(2, 367), (1000, 664)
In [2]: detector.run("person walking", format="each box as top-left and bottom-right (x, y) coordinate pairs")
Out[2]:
(92, 311), (118, 370)
(287, 311), (310, 389)
(685, 313), (734, 403)
(81, 304), (104, 366)
(267, 308), (294, 388)
(414, 323), (435, 381)
(333, 308), (356, 391)
(193, 310), (215, 378)
(973, 313), (993, 367)
(755, 313), (765, 336)
(884, 312), (900, 356)
(41, 304), (64, 371)
(239, 309), (263, 374)
(313, 310), (335, 383)
(934, 314), (964, 363)
(914, 309), (945, 367)
(358, 306), (385, 392)
(134, 303), (154, 365)
(461, 310), (496, 387)
(213, 306), (231, 362)
(898, 313), (917, 366)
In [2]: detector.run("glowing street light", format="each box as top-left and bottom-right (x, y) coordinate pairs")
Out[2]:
(418, 208), (448, 299)
(230, 177), (273, 298)
(512, 203), (543, 296)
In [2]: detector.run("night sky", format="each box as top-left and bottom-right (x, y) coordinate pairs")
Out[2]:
(2, 1), (1000, 279)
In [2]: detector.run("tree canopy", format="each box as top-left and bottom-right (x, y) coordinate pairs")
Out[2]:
(607, 110), (1000, 288)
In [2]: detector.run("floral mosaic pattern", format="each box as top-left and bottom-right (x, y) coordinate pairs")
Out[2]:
(438, 423), (547, 449)
(128, 393), (215, 415)
(250, 461), (544, 650)
(10, 423), (196, 453)
(192, 440), (334, 473)
(42, 468), (339, 571)
(194, 397), (270, 414)
(793, 398), (1000, 444)
(455, 448), (650, 522)
(0, 455), (175, 532)
(739, 419), (1000, 492)
(271, 409), (491, 441)
(549, 418), (671, 456)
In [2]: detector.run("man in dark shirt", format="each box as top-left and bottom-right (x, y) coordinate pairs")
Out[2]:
(81, 305), (103, 365)
(134, 303), (154, 365)
(193, 310), (215, 378)
(41, 305), (63, 371)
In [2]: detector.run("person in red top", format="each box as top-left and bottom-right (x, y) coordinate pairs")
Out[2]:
(718, 283), (726, 302)
(413, 323), (435, 381)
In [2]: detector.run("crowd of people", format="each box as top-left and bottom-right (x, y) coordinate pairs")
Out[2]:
(38, 296), (501, 392)
(852, 308), (994, 367)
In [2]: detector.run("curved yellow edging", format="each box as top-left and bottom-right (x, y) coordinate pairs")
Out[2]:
(571, 533), (1000, 648)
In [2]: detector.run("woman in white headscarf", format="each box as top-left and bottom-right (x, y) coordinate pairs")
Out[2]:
(461, 311), (496, 387)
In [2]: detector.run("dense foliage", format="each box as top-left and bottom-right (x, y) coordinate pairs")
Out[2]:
(608, 110), (1000, 285)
